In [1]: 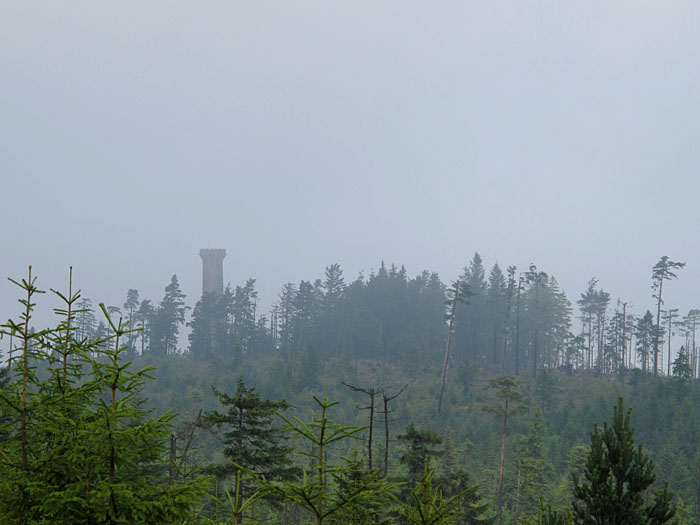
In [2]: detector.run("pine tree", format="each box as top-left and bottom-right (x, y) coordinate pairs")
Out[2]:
(136, 298), (154, 355)
(681, 309), (700, 378)
(592, 287), (610, 374)
(577, 279), (598, 371)
(651, 257), (685, 376)
(438, 280), (470, 414)
(524, 264), (548, 376)
(483, 375), (527, 525)
(538, 276), (572, 371)
(662, 308), (680, 377)
(572, 397), (676, 524)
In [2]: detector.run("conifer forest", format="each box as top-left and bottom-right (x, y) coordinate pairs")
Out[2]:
(1, 254), (698, 524)
(3, 2), (700, 524)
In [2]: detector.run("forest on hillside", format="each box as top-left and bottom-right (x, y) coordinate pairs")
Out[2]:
(0, 255), (697, 524)
(67, 253), (694, 382)
(6, 0), (698, 521)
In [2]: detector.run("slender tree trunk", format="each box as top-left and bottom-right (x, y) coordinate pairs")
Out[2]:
(368, 390), (374, 472)
(491, 324), (499, 371)
(378, 319), (385, 382)
(233, 471), (242, 525)
(438, 282), (459, 414)
(621, 303), (627, 369)
(342, 383), (377, 472)
(654, 277), (664, 376)
(501, 290), (514, 374)
(496, 397), (509, 525)
(596, 315), (603, 375)
(588, 316), (593, 370)
(61, 267), (74, 390)
(21, 278), (30, 472)
(316, 404), (326, 525)
(383, 394), (390, 478)
(19, 268), (32, 522)
(380, 384), (406, 479)
(515, 278), (522, 376)
(533, 278), (540, 377)
(693, 318), (697, 379)
(628, 327), (634, 369)
(514, 465), (521, 524)
(666, 311), (674, 376)
(109, 329), (122, 521)
(169, 435), (176, 486)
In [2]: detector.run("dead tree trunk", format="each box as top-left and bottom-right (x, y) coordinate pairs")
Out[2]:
(380, 384), (407, 478)
(438, 281), (460, 414)
(342, 382), (377, 472)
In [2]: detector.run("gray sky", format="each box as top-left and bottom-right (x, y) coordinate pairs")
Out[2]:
(2, 2), (699, 350)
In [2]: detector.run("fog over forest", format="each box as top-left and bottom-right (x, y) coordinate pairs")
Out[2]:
(2, 2), (699, 336)
(2, 2), (700, 524)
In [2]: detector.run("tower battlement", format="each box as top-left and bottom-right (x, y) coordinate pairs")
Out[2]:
(199, 248), (226, 296)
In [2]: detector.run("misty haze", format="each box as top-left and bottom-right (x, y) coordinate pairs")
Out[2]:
(1, 2), (699, 523)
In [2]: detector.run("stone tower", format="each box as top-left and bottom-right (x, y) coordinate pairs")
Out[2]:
(199, 248), (226, 296)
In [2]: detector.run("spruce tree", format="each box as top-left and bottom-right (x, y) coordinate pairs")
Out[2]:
(320, 263), (346, 355)
(188, 291), (225, 359)
(0, 268), (208, 524)
(397, 464), (473, 525)
(398, 422), (444, 489)
(397, 424), (491, 523)
(0, 366), (9, 442)
(152, 274), (187, 355)
(267, 396), (398, 525)
(327, 449), (388, 524)
(636, 311), (656, 373)
(672, 346), (692, 379)
(123, 288), (140, 355)
(202, 377), (298, 501)
(514, 409), (552, 520)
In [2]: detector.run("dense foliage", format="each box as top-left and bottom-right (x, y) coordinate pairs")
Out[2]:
(1, 253), (695, 523)
(571, 398), (675, 524)
(0, 269), (207, 524)
(75, 253), (694, 384)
